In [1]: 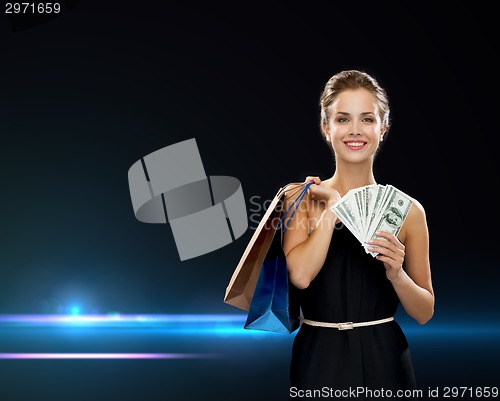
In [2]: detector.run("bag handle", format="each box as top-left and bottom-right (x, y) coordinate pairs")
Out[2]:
(279, 181), (313, 233)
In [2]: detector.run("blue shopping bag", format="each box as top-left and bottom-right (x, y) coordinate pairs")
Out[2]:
(244, 182), (312, 334)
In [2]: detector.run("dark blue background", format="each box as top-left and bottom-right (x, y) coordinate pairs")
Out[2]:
(0, 2), (498, 400)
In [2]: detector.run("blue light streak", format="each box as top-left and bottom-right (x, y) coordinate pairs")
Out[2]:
(0, 314), (498, 360)
(0, 314), (498, 335)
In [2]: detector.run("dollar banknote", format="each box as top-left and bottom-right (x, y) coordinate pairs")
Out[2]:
(331, 184), (414, 257)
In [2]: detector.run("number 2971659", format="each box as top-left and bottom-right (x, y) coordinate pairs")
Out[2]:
(5, 3), (61, 14)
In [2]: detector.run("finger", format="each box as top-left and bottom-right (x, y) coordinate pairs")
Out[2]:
(374, 246), (403, 262)
(375, 254), (396, 265)
(372, 231), (401, 247)
(367, 242), (402, 258)
(375, 254), (390, 262)
(368, 242), (403, 259)
(304, 176), (321, 185)
(367, 245), (388, 256)
(367, 238), (393, 250)
(371, 230), (393, 241)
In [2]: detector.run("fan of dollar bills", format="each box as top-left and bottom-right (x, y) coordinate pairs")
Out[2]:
(330, 184), (414, 257)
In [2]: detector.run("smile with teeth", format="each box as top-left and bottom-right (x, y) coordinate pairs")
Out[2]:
(345, 141), (366, 149)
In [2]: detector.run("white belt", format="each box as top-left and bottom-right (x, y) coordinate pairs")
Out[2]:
(301, 317), (394, 330)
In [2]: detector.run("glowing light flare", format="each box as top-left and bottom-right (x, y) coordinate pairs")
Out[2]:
(0, 314), (261, 335)
(0, 314), (247, 326)
(0, 353), (219, 359)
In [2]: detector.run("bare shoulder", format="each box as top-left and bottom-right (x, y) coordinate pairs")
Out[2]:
(400, 197), (428, 243)
(407, 198), (427, 224)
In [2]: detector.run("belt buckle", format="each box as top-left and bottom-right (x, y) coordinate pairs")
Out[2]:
(337, 322), (354, 330)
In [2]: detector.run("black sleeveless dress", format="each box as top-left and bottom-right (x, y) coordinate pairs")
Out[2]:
(289, 222), (417, 397)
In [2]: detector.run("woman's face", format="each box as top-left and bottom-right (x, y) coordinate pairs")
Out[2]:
(325, 88), (384, 164)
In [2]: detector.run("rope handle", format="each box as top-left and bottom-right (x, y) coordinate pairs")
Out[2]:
(278, 181), (314, 233)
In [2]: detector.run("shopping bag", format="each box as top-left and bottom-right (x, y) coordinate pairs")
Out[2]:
(243, 226), (299, 333)
(240, 182), (311, 333)
(224, 182), (309, 311)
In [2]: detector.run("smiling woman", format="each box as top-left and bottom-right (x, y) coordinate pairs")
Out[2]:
(282, 70), (434, 398)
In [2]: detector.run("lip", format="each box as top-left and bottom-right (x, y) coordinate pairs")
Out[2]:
(344, 141), (367, 150)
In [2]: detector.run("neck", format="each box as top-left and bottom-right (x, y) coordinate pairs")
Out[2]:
(329, 159), (376, 197)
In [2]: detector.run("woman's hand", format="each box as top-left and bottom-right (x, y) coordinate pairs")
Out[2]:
(304, 176), (341, 206)
(367, 231), (405, 281)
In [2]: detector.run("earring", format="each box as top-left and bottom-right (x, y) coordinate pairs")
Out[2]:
(380, 137), (384, 142)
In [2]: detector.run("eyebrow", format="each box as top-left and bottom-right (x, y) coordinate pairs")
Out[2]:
(336, 111), (375, 116)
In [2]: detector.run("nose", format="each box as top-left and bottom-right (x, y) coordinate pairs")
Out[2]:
(349, 121), (361, 135)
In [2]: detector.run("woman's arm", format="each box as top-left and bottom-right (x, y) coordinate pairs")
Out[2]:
(367, 200), (434, 324)
(282, 178), (340, 289)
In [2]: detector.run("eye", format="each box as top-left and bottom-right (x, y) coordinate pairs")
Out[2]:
(362, 117), (374, 123)
(338, 117), (349, 123)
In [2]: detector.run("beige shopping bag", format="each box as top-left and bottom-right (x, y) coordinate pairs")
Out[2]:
(223, 182), (306, 311)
